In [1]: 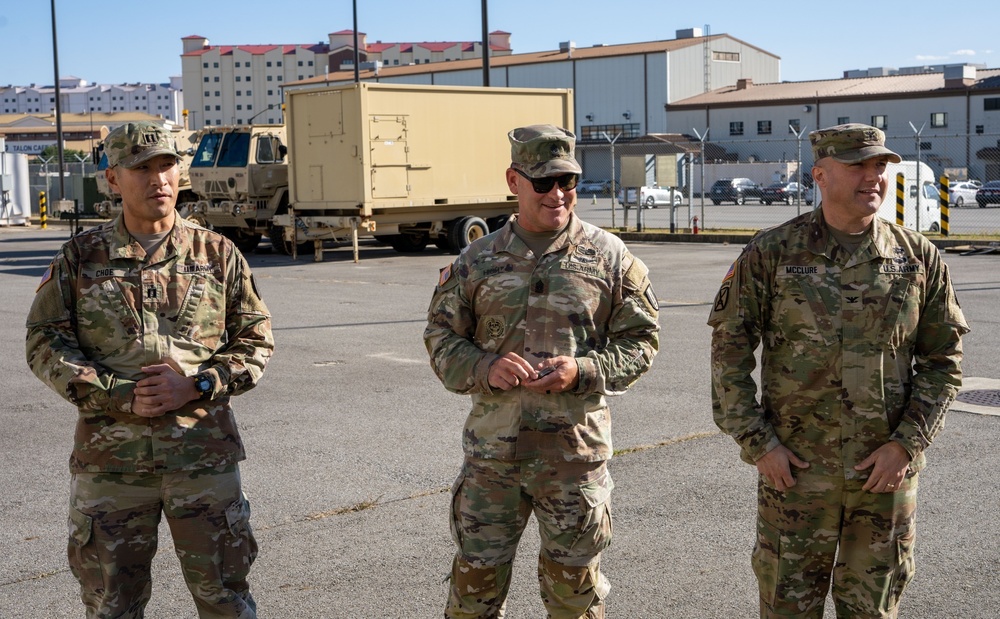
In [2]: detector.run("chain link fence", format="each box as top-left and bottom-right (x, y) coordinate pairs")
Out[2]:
(581, 131), (1000, 237)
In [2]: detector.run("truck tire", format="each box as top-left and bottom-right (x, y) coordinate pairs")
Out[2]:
(735, 194), (746, 206)
(268, 222), (311, 256)
(390, 232), (429, 253)
(645, 196), (656, 209)
(447, 216), (488, 254)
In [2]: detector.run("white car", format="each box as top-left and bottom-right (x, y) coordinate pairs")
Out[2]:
(948, 181), (980, 207)
(618, 185), (684, 208)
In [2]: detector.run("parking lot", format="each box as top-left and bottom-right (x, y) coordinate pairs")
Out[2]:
(1, 225), (998, 618)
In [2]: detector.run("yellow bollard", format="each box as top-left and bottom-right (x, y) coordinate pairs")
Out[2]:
(939, 175), (950, 236)
(895, 173), (904, 226)
(39, 191), (47, 229)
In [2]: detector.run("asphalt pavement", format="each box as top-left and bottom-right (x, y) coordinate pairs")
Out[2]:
(1, 223), (997, 618)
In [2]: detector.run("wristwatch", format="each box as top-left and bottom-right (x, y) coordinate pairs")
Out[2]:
(192, 372), (214, 400)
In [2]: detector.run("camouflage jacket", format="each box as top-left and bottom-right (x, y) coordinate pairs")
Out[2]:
(26, 215), (273, 473)
(424, 214), (659, 462)
(708, 209), (968, 478)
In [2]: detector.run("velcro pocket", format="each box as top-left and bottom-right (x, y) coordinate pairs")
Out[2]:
(68, 507), (93, 547)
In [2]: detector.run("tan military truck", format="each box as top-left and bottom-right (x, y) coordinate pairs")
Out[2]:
(185, 124), (290, 252)
(273, 82), (574, 260)
(94, 125), (198, 219)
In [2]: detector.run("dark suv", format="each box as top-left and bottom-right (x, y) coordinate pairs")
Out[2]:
(710, 178), (764, 205)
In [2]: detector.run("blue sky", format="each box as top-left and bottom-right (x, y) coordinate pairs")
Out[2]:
(1, 0), (994, 87)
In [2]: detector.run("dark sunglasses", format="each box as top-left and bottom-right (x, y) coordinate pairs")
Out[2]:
(515, 169), (579, 193)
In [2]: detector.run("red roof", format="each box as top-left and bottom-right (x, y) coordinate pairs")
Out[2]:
(418, 42), (458, 53)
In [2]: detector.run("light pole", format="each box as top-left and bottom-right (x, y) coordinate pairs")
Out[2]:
(909, 121), (926, 232)
(790, 124), (807, 216)
(602, 131), (621, 229)
(693, 127), (709, 229)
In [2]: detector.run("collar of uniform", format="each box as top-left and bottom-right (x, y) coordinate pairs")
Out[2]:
(805, 209), (837, 259)
(108, 212), (192, 262)
(499, 213), (584, 258)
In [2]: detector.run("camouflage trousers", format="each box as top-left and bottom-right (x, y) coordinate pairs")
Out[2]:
(754, 471), (918, 619)
(68, 464), (257, 619)
(445, 456), (614, 619)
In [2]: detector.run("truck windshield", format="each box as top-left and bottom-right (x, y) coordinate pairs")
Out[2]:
(216, 132), (251, 167)
(191, 132), (223, 168)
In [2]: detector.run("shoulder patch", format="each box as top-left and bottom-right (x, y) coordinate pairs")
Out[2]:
(438, 263), (453, 287)
(36, 265), (54, 292)
(721, 262), (736, 283)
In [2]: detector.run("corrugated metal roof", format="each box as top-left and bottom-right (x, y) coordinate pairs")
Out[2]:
(669, 69), (1000, 108)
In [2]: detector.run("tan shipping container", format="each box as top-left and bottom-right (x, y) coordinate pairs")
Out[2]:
(279, 82), (574, 258)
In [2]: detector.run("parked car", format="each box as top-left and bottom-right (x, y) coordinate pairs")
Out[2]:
(975, 180), (1000, 207)
(578, 178), (611, 194)
(948, 181), (980, 207)
(761, 182), (814, 205)
(710, 178), (764, 205)
(618, 185), (683, 208)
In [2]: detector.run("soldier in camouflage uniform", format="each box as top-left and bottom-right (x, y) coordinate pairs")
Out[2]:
(425, 125), (659, 618)
(25, 121), (274, 619)
(709, 124), (969, 618)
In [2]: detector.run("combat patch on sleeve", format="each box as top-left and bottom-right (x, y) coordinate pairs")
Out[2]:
(438, 262), (454, 287)
(36, 264), (54, 292)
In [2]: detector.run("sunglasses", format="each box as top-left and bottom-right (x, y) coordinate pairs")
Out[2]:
(515, 169), (579, 194)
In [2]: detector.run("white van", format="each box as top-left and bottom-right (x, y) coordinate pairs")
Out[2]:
(815, 160), (941, 232)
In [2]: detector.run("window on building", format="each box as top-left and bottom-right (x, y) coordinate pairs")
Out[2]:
(394, 59), (399, 65)
(266, 61), (272, 67)
(247, 104), (252, 110)
(237, 119), (243, 125)
(236, 105), (242, 111)
(757, 120), (772, 135)
(713, 51), (740, 62)
(298, 61), (303, 66)
(203, 62), (208, 68)
(308, 60), (314, 66)
(235, 62), (241, 68)
(236, 90), (242, 96)
(298, 75), (303, 80)
(985, 98), (1000, 111)
(204, 91), (210, 96)
(788, 119), (801, 134)
(213, 62), (219, 68)
(730, 121), (744, 136)
(976, 125), (985, 134)
(236, 76), (241, 82)
(246, 90), (251, 96)
(205, 105), (211, 111)
(837, 116), (850, 124)
(920, 141), (932, 150)
(931, 112), (947, 128)
(277, 61), (282, 66)
(871, 115), (887, 129)
(215, 91), (220, 96)
(215, 105), (221, 110)
(214, 76), (219, 82)
(267, 89), (274, 96)
(267, 75), (273, 81)
(277, 76), (282, 81)
(204, 77), (210, 82)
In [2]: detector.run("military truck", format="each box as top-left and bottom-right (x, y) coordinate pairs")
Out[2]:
(93, 126), (199, 219)
(272, 82), (574, 260)
(185, 124), (290, 252)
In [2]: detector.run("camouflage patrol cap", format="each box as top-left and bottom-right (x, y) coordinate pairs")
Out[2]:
(104, 121), (181, 169)
(508, 124), (583, 177)
(809, 123), (901, 164)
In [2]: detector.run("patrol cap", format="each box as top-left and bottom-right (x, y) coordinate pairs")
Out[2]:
(104, 121), (181, 169)
(809, 123), (901, 164)
(508, 124), (583, 177)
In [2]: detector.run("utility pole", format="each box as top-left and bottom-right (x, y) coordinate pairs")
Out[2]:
(603, 131), (621, 229)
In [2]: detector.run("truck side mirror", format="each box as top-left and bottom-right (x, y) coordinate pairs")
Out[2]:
(278, 144), (287, 161)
